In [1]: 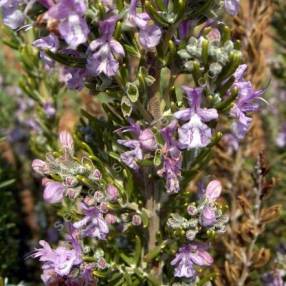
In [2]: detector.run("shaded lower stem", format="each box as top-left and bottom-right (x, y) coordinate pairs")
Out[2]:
(144, 169), (162, 283)
(144, 169), (160, 251)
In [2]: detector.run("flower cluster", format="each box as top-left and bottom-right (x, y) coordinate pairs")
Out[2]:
(31, 131), (120, 283)
(1, 0), (267, 284)
(167, 180), (228, 279)
(32, 226), (106, 284)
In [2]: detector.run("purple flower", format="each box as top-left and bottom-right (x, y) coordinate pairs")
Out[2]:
(200, 206), (216, 227)
(73, 203), (109, 240)
(224, 0), (240, 16)
(262, 270), (285, 286)
(118, 140), (143, 170)
(33, 240), (79, 284)
(138, 128), (157, 151)
(132, 214), (142, 226)
(174, 86), (218, 149)
(61, 66), (86, 90)
(106, 184), (119, 201)
(158, 121), (182, 193)
(117, 122), (157, 170)
(204, 180), (222, 202)
(276, 123), (286, 148)
(47, 0), (89, 49)
(59, 130), (74, 155)
(178, 20), (193, 40)
(58, 13), (89, 49)
(138, 25), (162, 49)
(87, 16), (125, 77)
(0, 0), (24, 29)
(171, 243), (213, 278)
(230, 65), (263, 139)
(57, 49), (87, 89)
(32, 159), (50, 175)
(33, 33), (59, 69)
(127, 0), (162, 49)
(42, 179), (65, 204)
(222, 133), (239, 153)
(43, 101), (56, 118)
(65, 223), (83, 264)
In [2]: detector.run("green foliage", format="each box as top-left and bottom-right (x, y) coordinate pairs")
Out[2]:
(0, 156), (20, 281)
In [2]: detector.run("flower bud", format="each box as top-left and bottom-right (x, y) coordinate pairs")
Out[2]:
(139, 129), (157, 151)
(65, 187), (81, 199)
(121, 213), (129, 222)
(206, 28), (221, 42)
(59, 130), (74, 154)
(200, 206), (216, 227)
(83, 196), (95, 206)
(32, 159), (50, 175)
(105, 213), (117, 225)
(99, 202), (109, 213)
(64, 176), (78, 187)
(43, 101), (56, 118)
(132, 214), (142, 226)
(186, 228), (198, 241)
(97, 257), (107, 270)
(89, 169), (102, 181)
(106, 184), (119, 201)
(94, 191), (105, 202)
(205, 180), (222, 201)
(187, 204), (198, 216)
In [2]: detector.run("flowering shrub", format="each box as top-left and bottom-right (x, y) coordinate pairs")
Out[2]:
(2, 0), (284, 285)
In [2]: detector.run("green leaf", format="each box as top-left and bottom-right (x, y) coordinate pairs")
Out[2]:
(120, 252), (135, 266)
(0, 179), (15, 189)
(121, 96), (133, 117)
(123, 44), (141, 58)
(93, 270), (107, 278)
(146, 274), (161, 286)
(123, 272), (133, 286)
(145, 75), (156, 87)
(124, 169), (134, 200)
(141, 208), (149, 228)
(145, 2), (169, 27)
(215, 87), (238, 111)
(126, 82), (139, 103)
(45, 50), (87, 67)
(109, 272), (123, 283)
(174, 0), (187, 21)
(201, 38), (209, 65)
(160, 67), (171, 96)
(114, 277), (125, 286)
(153, 149), (162, 167)
(217, 50), (242, 83)
(144, 246), (162, 262)
(134, 236), (142, 266)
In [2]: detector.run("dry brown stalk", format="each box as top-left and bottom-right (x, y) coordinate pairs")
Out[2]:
(212, 4), (275, 284)
(232, 0), (274, 157)
(213, 153), (281, 286)
(233, 0), (273, 88)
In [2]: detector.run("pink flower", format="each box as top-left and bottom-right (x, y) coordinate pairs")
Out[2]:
(204, 180), (222, 202)
(59, 130), (74, 155)
(42, 179), (65, 204)
(171, 243), (213, 278)
(32, 159), (49, 175)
